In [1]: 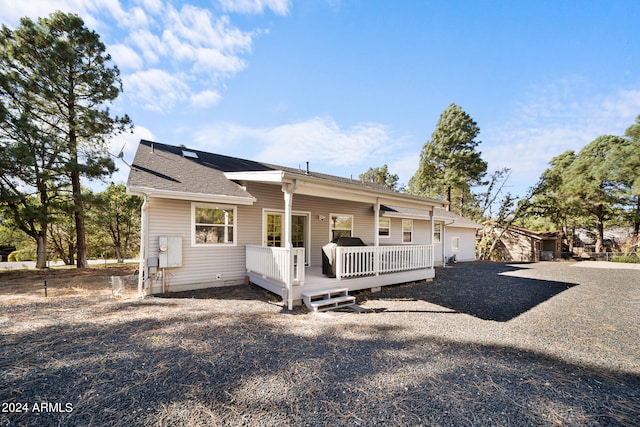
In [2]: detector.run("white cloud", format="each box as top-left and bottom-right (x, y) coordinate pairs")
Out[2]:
(190, 89), (222, 108)
(218, 0), (291, 16)
(108, 43), (143, 70)
(123, 69), (189, 112)
(105, 126), (155, 186)
(139, 0), (163, 15)
(193, 117), (400, 172)
(0, 0), (91, 26)
(166, 8), (252, 52)
(388, 153), (420, 187)
(1, 0), (261, 112)
(193, 48), (246, 74)
(129, 29), (163, 64)
(483, 82), (640, 194)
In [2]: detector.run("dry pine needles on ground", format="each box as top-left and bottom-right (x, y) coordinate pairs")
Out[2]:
(0, 262), (639, 426)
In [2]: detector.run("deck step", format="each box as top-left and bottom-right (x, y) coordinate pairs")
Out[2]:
(302, 288), (356, 312)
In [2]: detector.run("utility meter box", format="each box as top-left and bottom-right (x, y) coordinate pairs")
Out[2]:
(158, 236), (182, 268)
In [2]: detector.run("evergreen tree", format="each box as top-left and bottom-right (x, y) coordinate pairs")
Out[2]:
(0, 12), (132, 268)
(407, 103), (487, 215)
(359, 165), (400, 191)
(564, 136), (630, 252)
(89, 184), (142, 262)
(622, 116), (640, 238)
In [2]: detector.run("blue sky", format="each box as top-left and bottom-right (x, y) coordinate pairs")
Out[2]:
(2, 0), (639, 199)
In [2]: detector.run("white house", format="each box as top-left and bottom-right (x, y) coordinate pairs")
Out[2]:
(126, 140), (480, 310)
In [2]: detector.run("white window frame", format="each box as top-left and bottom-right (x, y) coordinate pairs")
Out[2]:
(191, 202), (237, 246)
(329, 213), (353, 241)
(402, 219), (413, 243)
(433, 223), (442, 243)
(378, 217), (391, 238)
(262, 209), (311, 265)
(452, 236), (460, 252)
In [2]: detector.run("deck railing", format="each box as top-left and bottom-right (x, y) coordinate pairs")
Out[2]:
(335, 245), (434, 279)
(246, 245), (305, 285)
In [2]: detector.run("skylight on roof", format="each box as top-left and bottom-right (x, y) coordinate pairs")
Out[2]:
(182, 150), (198, 159)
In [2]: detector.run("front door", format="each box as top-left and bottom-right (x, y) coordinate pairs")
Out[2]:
(265, 212), (309, 264)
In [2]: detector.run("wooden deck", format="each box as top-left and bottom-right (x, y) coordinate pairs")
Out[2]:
(245, 244), (435, 308)
(247, 266), (435, 306)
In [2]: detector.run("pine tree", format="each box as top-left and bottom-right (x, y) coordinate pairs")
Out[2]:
(408, 103), (487, 215)
(0, 12), (132, 268)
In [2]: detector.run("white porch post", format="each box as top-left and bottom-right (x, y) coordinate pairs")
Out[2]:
(282, 181), (297, 310)
(137, 194), (149, 297)
(442, 219), (447, 266)
(374, 200), (380, 247)
(374, 200), (380, 275)
(429, 208), (435, 268)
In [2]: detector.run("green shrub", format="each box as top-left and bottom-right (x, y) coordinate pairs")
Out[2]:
(611, 254), (640, 263)
(8, 249), (36, 261)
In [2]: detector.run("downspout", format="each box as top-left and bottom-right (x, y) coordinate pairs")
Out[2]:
(441, 220), (446, 267)
(137, 193), (149, 298)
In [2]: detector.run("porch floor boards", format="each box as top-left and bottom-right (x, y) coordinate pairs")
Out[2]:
(298, 267), (434, 302)
(248, 266), (435, 307)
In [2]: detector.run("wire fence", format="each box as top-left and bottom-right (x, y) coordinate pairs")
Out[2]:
(568, 251), (640, 262)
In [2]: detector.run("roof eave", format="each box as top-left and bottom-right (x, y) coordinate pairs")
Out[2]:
(127, 185), (256, 205)
(223, 170), (285, 183)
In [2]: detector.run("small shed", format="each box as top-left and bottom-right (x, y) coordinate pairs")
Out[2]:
(494, 226), (562, 262)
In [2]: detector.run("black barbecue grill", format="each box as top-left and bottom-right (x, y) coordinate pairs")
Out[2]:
(321, 236), (367, 277)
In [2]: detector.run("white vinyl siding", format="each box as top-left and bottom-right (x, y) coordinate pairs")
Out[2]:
(447, 228), (476, 261)
(143, 183), (450, 293)
(146, 198), (245, 292)
(243, 182), (376, 266)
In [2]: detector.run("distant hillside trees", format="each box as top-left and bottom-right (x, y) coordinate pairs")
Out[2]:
(0, 12), (132, 268)
(90, 184), (142, 263)
(1, 185), (141, 264)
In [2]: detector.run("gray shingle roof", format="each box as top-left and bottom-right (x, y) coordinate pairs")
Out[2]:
(127, 140), (256, 200)
(127, 139), (416, 199)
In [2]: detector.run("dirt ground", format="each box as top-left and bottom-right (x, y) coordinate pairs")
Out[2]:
(0, 264), (138, 301)
(1, 262), (639, 426)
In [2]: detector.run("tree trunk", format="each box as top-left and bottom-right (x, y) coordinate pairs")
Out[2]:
(634, 197), (640, 238)
(68, 105), (87, 268)
(67, 242), (75, 266)
(595, 204), (605, 253)
(73, 170), (88, 268)
(115, 246), (124, 263)
(35, 233), (47, 269)
(568, 225), (575, 254)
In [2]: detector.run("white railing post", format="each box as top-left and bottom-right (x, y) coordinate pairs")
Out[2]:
(246, 245), (305, 287)
(249, 244), (433, 283)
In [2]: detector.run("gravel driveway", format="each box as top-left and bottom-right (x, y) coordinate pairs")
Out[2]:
(1, 262), (638, 426)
